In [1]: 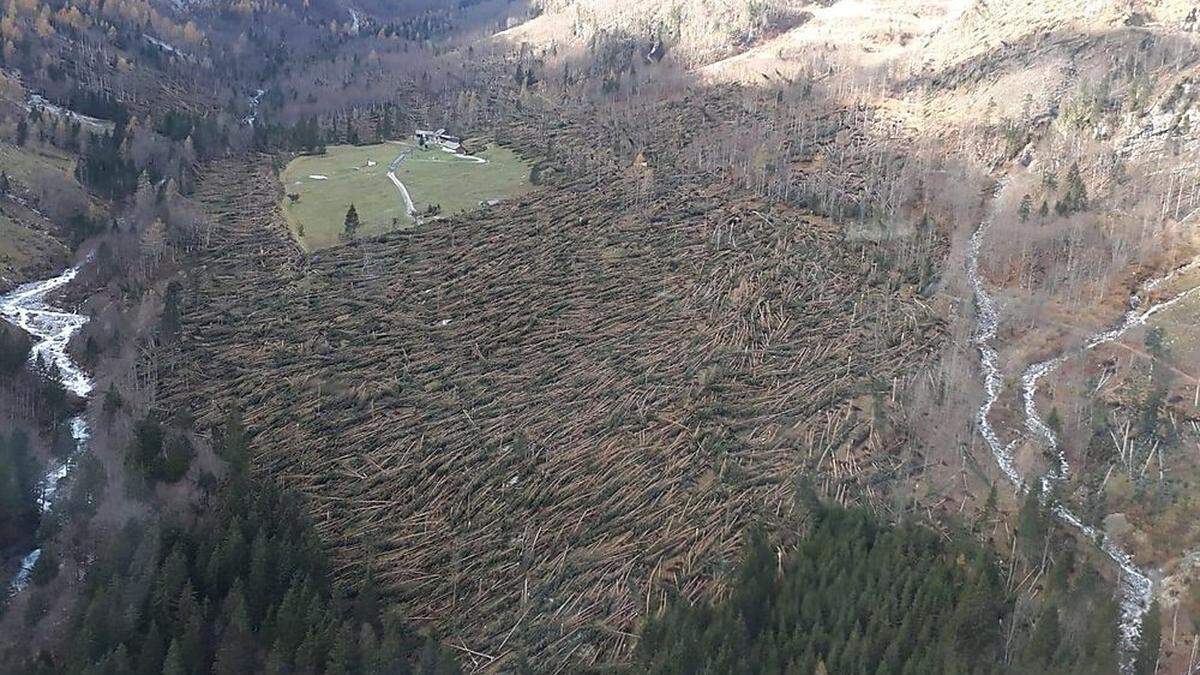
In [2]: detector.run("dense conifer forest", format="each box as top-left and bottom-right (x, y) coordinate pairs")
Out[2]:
(0, 429), (38, 552)
(632, 501), (1145, 675)
(12, 413), (461, 674)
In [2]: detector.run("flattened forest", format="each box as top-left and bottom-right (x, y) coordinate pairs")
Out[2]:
(157, 87), (944, 667)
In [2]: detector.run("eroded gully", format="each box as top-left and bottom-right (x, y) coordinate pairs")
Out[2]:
(967, 185), (1200, 670)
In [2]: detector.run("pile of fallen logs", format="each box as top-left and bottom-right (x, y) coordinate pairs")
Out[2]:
(158, 88), (944, 670)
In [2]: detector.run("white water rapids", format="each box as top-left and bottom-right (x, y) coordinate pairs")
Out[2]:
(244, 88), (267, 126)
(966, 187), (1200, 670)
(0, 262), (93, 595)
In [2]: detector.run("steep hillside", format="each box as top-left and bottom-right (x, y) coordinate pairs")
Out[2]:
(0, 144), (74, 290)
(495, 0), (1200, 669)
(498, 0), (808, 67)
(5, 0), (1200, 672)
(155, 84), (944, 666)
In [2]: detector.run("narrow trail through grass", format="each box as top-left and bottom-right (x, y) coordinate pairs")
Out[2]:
(280, 142), (532, 250)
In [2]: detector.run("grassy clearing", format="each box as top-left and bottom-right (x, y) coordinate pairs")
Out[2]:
(280, 144), (407, 251)
(0, 144), (73, 287)
(0, 143), (75, 185)
(0, 210), (38, 264)
(279, 142), (532, 251)
(397, 144), (532, 216)
(1144, 267), (1200, 373)
(0, 206), (67, 289)
(1152, 294), (1200, 374)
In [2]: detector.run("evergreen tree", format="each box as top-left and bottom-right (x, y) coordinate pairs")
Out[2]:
(976, 483), (998, 531)
(1022, 602), (1061, 668)
(1061, 163), (1089, 214)
(161, 281), (183, 341)
(633, 505), (1015, 674)
(219, 409), (250, 477)
(14, 406), (446, 674)
(161, 639), (186, 675)
(0, 429), (39, 550)
(1134, 601), (1162, 675)
(29, 548), (59, 586)
(344, 204), (361, 239)
(136, 621), (166, 675)
(326, 623), (357, 675)
(0, 324), (31, 374)
(1017, 483), (1048, 556)
(1083, 596), (1121, 673)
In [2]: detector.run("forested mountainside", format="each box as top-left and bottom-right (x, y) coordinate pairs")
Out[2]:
(21, 413), (462, 675)
(0, 0), (1198, 672)
(636, 502), (1141, 675)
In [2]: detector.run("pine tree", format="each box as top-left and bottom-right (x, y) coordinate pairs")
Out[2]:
(1022, 602), (1061, 668)
(1062, 163), (1088, 213)
(358, 624), (381, 673)
(0, 434), (24, 530)
(264, 647), (287, 675)
(976, 483), (998, 531)
(30, 548), (59, 586)
(220, 409), (250, 477)
(247, 530), (270, 622)
(1084, 597), (1121, 673)
(223, 579), (252, 633)
(951, 555), (1002, 657)
(733, 527), (775, 638)
(0, 325), (31, 375)
(368, 610), (410, 674)
(106, 644), (133, 674)
(354, 567), (381, 627)
(1134, 601), (1162, 675)
(276, 580), (308, 655)
(213, 628), (245, 675)
(344, 204), (361, 239)
(136, 621), (167, 675)
(161, 639), (186, 675)
(180, 601), (207, 667)
(1017, 484), (1048, 555)
(326, 623), (357, 675)
(294, 629), (322, 673)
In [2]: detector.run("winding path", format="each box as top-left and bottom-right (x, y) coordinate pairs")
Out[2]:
(386, 145), (490, 224)
(387, 149), (418, 222)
